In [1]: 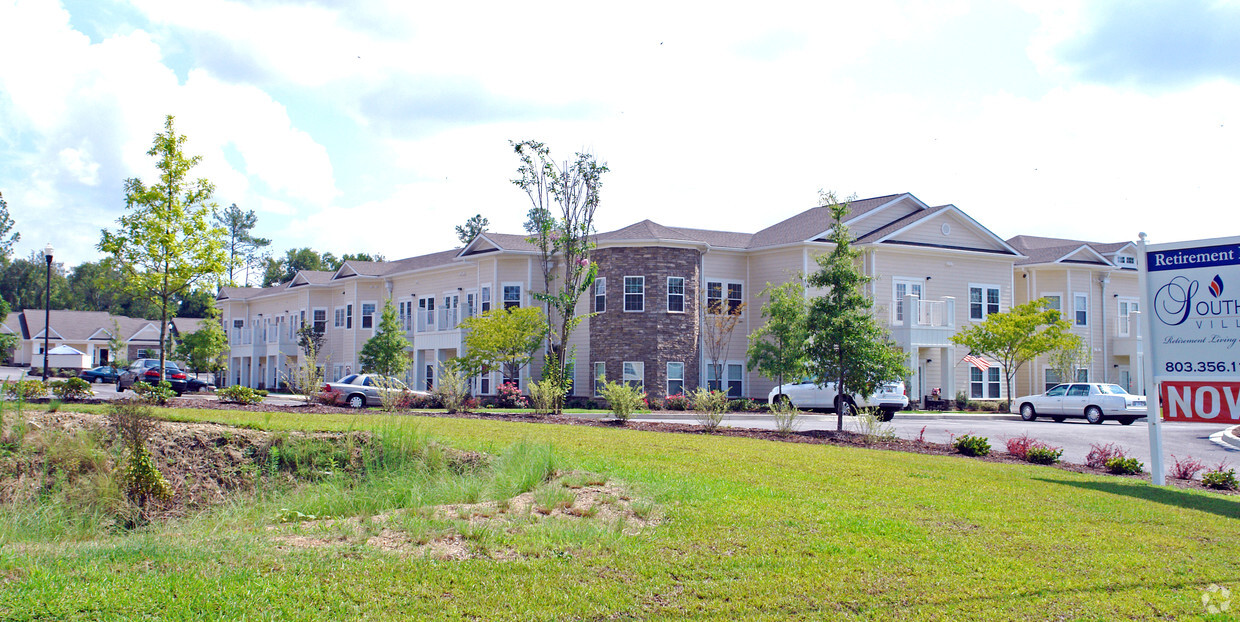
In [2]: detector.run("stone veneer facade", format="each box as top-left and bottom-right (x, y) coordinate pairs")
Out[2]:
(589, 247), (701, 399)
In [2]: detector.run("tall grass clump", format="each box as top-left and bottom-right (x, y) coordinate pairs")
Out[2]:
(769, 397), (800, 436)
(691, 388), (730, 432)
(488, 442), (557, 501)
(853, 408), (895, 443)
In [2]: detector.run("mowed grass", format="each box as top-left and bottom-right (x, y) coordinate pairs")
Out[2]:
(2, 405), (1239, 620)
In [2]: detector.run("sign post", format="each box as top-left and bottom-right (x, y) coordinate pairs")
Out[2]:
(1138, 232), (1240, 486)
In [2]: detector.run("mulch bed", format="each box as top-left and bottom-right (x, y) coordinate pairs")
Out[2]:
(164, 398), (1237, 496)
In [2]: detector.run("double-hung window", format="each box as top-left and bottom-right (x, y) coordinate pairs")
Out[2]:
(346, 304), (353, 329)
(312, 309), (327, 333)
(503, 285), (521, 309)
(667, 277), (685, 312)
(334, 308), (345, 328)
(481, 286), (492, 313)
(1074, 293), (1088, 326)
(970, 366), (1001, 399)
(969, 285), (1000, 320)
(593, 362), (606, 397)
(623, 361), (644, 389)
(594, 277), (606, 313)
(706, 281), (743, 315)
(666, 362), (684, 396)
(361, 302), (376, 329)
(624, 276), (644, 312)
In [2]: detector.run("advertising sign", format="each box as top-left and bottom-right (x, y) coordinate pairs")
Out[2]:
(1143, 235), (1240, 423)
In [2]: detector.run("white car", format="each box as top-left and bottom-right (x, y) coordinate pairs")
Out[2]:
(768, 379), (909, 421)
(1011, 383), (1147, 425)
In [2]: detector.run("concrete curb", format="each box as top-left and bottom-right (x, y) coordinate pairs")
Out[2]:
(1212, 425), (1240, 450)
(624, 412), (1020, 423)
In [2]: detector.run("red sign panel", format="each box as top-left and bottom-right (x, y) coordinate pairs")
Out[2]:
(1160, 380), (1240, 423)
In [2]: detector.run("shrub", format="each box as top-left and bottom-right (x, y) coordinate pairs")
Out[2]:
(1024, 444), (1063, 465)
(854, 408), (896, 443)
(691, 388), (731, 432)
(1085, 443), (1126, 469)
(664, 393), (690, 411)
(50, 377), (93, 401)
(108, 398), (172, 511)
(952, 434), (991, 457)
(255, 389), (269, 398)
(495, 382), (528, 409)
(527, 379), (562, 415)
(598, 380), (646, 422)
(1005, 433), (1035, 459)
(1105, 456), (1143, 475)
(1169, 455), (1206, 480)
(955, 391), (970, 411)
(769, 396), (800, 436)
(729, 398), (760, 412)
(216, 385), (264, 405)
(1202, 463), (1238, 490)
(5, 379), (46, 400)
(315, 388), (344, 406)
(432, 361), (471, 413)
(132, 380), (174, 406)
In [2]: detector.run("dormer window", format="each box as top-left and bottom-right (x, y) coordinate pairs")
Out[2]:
(1116, 255), (1135, 266)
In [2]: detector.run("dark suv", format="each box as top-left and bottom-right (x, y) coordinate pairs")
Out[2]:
(117, 359), (188, 396)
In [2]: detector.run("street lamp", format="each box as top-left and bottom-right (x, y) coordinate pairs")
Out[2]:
(42, 243), (54, 383)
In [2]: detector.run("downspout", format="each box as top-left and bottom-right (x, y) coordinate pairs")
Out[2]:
(1099, 271), (1111, 383)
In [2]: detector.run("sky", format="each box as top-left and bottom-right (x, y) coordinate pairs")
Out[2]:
(1, 0), (1239, 270)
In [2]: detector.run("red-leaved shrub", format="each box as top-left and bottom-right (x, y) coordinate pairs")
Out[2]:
(1085, 442), (1126, 469)
(1006, 433), (1036, 459)
(1169, 455), (1206, 480)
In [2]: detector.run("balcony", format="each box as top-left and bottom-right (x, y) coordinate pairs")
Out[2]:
(892, 295), (957, 349)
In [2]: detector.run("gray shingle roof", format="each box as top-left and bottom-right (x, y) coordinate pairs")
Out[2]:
(12, 310), (167, 342)
(748, 194), (908, 249)
(1006, 237), (1112, 266)
(379, 248), (464, 275)
(595, 220), (752, 249)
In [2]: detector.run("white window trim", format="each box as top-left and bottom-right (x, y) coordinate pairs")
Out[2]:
(705, 279), (745, 315)
(594, 277), (606, 314)
(666, 276), (685, 313)
(969, 364), (1003, 399)
(891, 277), (924, 326)
(312, 307), (328, 332)
(1040, 292), (1063, 310)
(593, 361), (606, 397)
(622, 360), (644, 389)
(502, 282), (523, 309)
(480, 283), (493, 313)
(1117, 296), (1139, 337)
(623, 276), (644, 313)
(666, 361), (685, 396)
(968, 283), (1001, 321)
(360, 300), (378, 331)
(333, 307), (345, 328)
(1073, 293), (1089, 327)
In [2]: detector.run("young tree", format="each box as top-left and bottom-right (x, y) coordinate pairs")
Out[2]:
(746, 280), (808, 399)
(176, 312), (229, 377)
(0, 191), (18, 263)
(0, 300), (16, 363)
(358, 299), (412, 377)
(108, 318), (129, 371)
(455, 214), (489, 245)
(98, 115), (229, 383)
(214, 203), (271, 286)
(1047, 332), (1090, 387)
(951, 298), (1076, 405)
(805, 191), (908, 431)
(296, 323), (325, 358)
(512, 140), (608, 413)
(459, 307), (546, 385)
(703, 297), (746, 395)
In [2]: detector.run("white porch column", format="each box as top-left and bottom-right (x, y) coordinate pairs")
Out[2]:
(906, 349), (919, 405)
(940, 346), (955, 402)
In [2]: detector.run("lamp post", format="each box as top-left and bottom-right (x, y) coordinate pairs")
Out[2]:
(42, 243), (54, 383)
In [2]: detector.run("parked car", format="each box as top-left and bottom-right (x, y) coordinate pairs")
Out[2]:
(323, 374), (429, 409)
(117, 359), (188, 396)
(78, 366), (120, 384)
(185, 376), (216, 393)
(1010, 383), (1147, 424)
(767, 379), (909, 421)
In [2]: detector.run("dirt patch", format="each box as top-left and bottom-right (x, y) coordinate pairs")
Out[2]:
(269, 472), (658, 559)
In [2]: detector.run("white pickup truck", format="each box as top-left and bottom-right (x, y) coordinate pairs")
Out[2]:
(768, 379), (910, 421)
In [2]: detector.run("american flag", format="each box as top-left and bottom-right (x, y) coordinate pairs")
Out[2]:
(962, 354), (991, 371)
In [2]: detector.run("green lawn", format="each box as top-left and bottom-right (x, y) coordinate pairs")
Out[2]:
(2, 406), (1238, 620)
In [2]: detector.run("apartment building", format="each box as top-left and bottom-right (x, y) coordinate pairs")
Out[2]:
(1, 309), (206, 368)
(218, 192), (1044, 405)
(1007, 236), (1143, 397)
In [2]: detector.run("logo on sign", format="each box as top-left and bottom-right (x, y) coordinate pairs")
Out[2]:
(1154, 275), (1239, 326)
